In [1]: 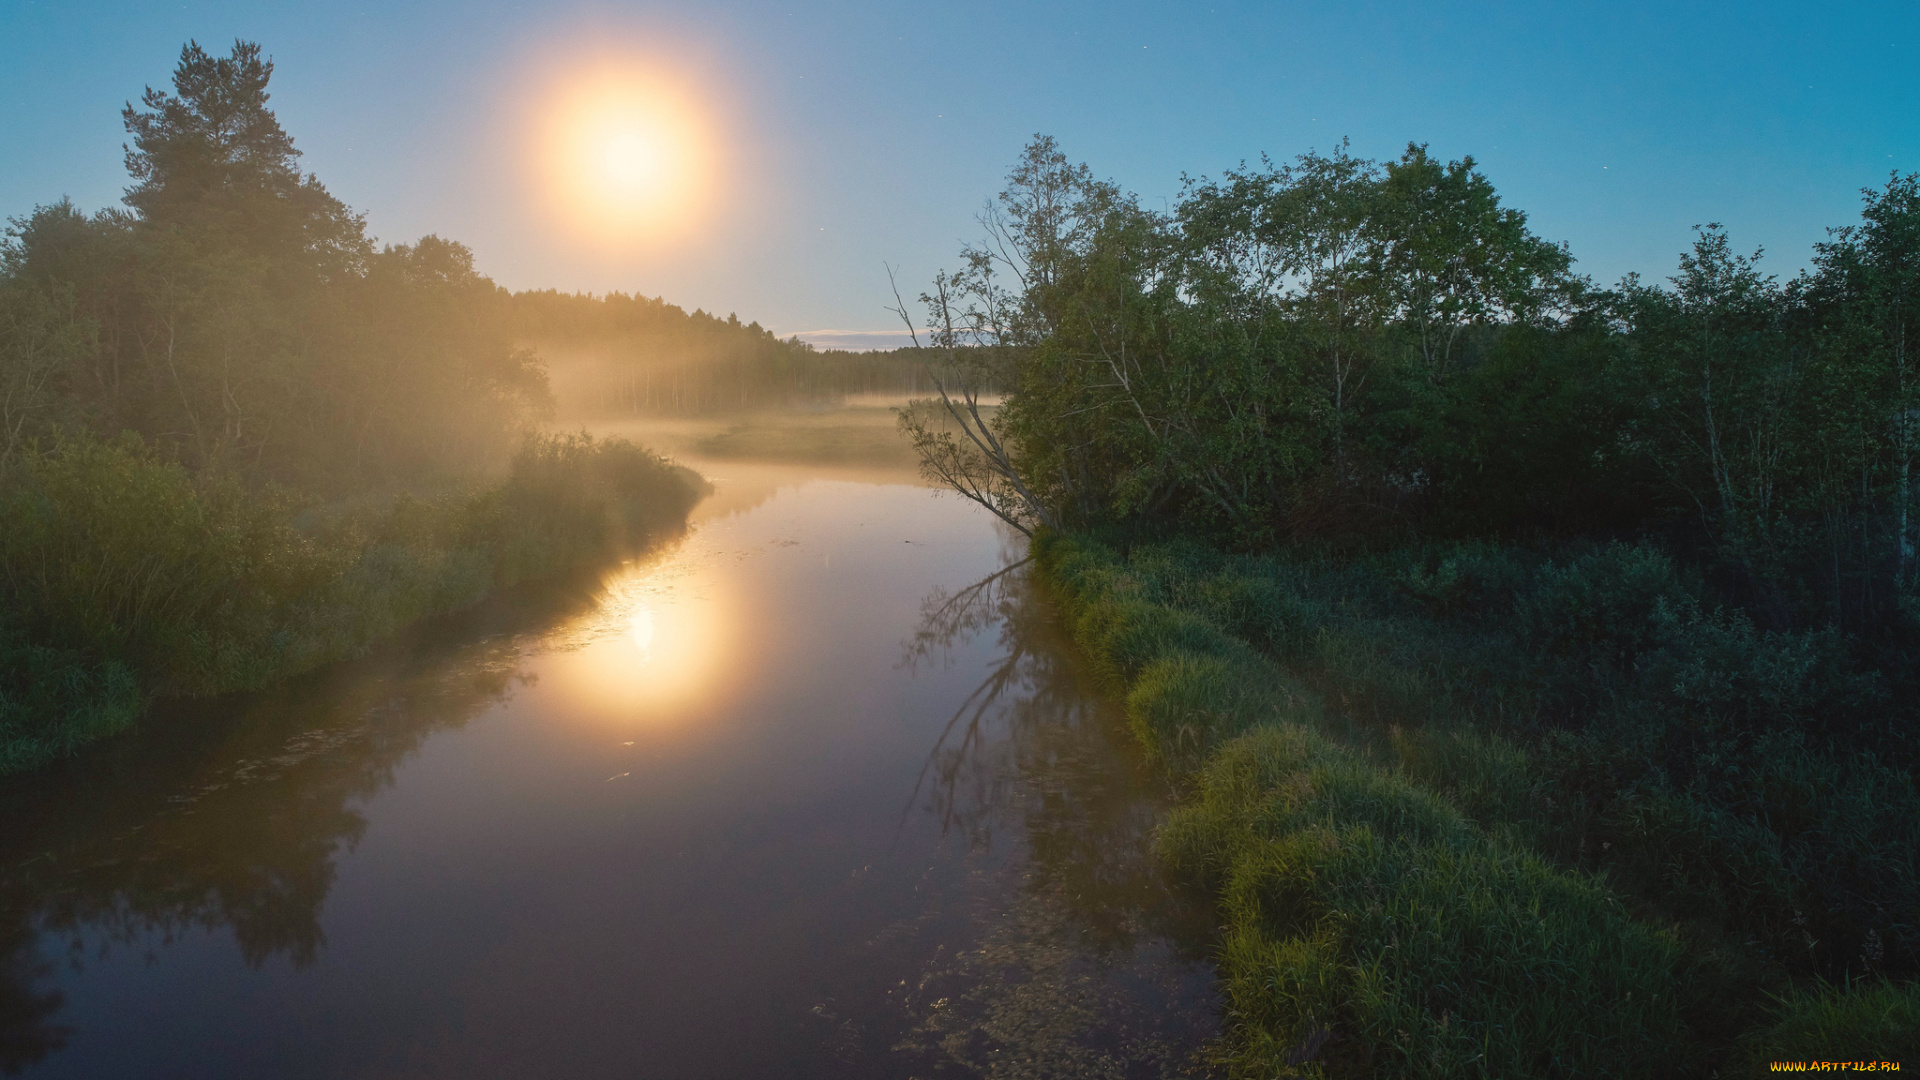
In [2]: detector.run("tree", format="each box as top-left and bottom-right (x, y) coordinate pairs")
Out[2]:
(1179, 144), (1383, 487)
(1806, 175), (1920, 590)
(1370, 144), (1573, 386)
(0, 281), (89, 467)
(123, 40), (366, 280)
(1616, 223), (1800, 600)
(900, 138), (1587, 542)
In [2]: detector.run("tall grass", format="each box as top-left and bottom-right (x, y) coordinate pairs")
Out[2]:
(1738, 980), (1920, 1067)
(1036, 532), (1920, 1072)
(0, 431), (705, 773)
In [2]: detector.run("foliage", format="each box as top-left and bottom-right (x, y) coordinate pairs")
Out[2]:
(1, 41), (549, 493)
(0, 434), (321, 694)
(0, 627), (140, 777)
(922, 145), (1920, 1063)
(900, 137), (1585, 546)
(908, 139), (1920, 630)
(1738, 980), (1920, 1065)
(0, 40), (737, 772)
(1175, 729), (1689, 1079)
(1038, 531), (1920, 1069)
(1037, 534), (1703, 1076)
(0, 432), (704, 774)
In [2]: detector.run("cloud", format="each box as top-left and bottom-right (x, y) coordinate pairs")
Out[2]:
(780, 328), (924, 352)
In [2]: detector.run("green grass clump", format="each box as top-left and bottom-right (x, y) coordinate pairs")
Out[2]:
(1037, 534), (1701, 1075)
(0, 628), (140, 774)
(0, 431), (705, 773)
(1739, 980), (1920, 1065)
(1038, 531), (1920, 1070)
(1163, 728), (1689, 1077)
(1126, 648), (1291, 768)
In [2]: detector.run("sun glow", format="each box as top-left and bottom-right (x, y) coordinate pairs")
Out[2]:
(531, 57), (717, 246)
(629, 607), (657, 651)
(539, 560), (737, 731)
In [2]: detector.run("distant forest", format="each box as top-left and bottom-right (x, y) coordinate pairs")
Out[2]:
(509, 291), (943, 420)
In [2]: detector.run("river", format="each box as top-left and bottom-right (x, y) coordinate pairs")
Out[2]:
(0, 429), (1220, 1079)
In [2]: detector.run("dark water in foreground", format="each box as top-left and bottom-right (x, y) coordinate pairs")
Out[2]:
(0, 458), (1219, 1078)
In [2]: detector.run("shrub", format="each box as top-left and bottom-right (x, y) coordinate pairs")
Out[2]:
(1162, 727), (1689, 1078)
(1391, 540), (1532, 618)
(1042, 537), (1700, 1074)
(1186, 537), (1920, 983)
(0, 435), (325, 695)
(0, 623), (140, 774)
(1516, 542), (1694, 663)
(0, 431), (705, 773)
(481, 432), (702, 584)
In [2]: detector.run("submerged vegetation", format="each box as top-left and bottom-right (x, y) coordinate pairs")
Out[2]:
(0, 41), (706, 772)
(902, 137), (1920, 1070)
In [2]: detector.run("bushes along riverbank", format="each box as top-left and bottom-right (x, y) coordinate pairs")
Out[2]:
(1036, 532), (1920, 1075)
(0, 432), (705, 774)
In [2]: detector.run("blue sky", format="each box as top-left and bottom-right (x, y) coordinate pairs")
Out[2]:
(3, 1), (1916, 346)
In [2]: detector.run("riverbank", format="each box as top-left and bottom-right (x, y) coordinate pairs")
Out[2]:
(1034, 532), (1920, 1073)
(0, 432), (706, 775)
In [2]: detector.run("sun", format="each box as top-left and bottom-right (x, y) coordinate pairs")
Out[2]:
(601, 128), (667, 195)
(530, 58), (716, 246)
(573, 99), (680, 207)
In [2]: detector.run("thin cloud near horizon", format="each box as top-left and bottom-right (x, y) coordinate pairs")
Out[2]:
(779, 327), (923, 351)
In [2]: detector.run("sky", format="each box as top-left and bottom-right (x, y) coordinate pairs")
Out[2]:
(2, 1), (1917, 349)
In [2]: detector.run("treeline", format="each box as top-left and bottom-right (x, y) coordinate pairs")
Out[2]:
(0, 41), (710, 773)
(910, 137), (1920, 634)
(906, 137), (1920, 1068)
(515, 289), (947, 418)
(1, 48), (549, 495)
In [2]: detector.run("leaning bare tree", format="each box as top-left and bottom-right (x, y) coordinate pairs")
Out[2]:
(888, 257), (1057, 537)
(888, 136), (1115, 536)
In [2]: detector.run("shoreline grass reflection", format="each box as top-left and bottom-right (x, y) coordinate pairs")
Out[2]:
(887, 558), (1223, 1077)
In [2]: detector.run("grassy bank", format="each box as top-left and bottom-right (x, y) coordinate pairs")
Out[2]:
(0, 432), (706, 775)
(1035, 533), (1920, 1075)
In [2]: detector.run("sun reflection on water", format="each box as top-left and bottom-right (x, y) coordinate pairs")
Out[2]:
(538, 552), (736, 730)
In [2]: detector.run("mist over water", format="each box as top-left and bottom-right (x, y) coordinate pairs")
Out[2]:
(0, 424), (1219, 1078)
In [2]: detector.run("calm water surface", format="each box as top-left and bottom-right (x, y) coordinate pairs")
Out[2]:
(0, 456), (1219, 1078)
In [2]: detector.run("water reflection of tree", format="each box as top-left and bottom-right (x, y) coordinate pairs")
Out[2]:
(893, 561), (1220, 1078)
(900, 557), (1037, 846)
(0, 577), (612, 1075)
(0, 926), (63, 1075)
